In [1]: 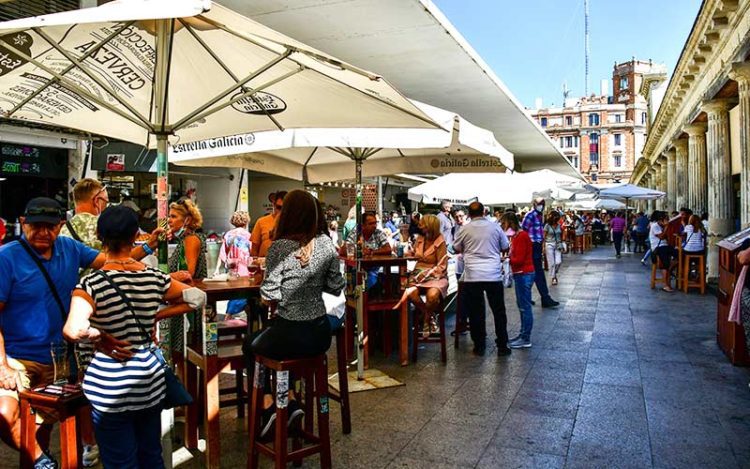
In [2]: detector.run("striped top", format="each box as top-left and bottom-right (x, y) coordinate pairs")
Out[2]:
(76, 268), (171, 413)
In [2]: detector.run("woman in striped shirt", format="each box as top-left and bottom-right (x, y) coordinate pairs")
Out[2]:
(63, 206), (205, 468)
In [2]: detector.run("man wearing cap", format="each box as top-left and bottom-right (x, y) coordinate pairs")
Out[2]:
(0, 197), (159, 468)
(521, 197), (560, 308)
(251, 190), (287, 258)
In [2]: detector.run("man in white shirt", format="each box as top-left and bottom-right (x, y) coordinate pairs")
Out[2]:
(451, 201), (511, 356)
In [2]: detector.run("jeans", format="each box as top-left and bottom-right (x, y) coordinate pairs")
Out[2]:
(91, 405), (164, 469)
(613, 232), (624, 256)
(544, 242), (562, 279)
(513, 272), (535, 341)
(461, 281), (508, 349)
(531, 242), (552, 303)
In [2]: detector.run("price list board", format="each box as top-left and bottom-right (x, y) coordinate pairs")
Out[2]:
(0, 143), (67, 178)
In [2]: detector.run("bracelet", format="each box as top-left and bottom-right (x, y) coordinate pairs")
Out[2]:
(142, 243), (154, 255)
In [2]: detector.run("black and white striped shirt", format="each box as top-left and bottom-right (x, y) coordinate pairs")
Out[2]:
(76, 268), (171, 413)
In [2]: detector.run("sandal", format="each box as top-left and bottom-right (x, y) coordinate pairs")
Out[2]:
(661, 286), (674, 292)
(551, 277), (558, 285)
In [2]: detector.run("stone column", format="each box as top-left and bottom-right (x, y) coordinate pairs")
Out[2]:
(665, 148), (677, 213)
(683, 123), (708, 214)
(729, 62), (750, 227)
(672, 139), (689, 210)
(701, 98), (734, 280)
(659, 156), (669, 210)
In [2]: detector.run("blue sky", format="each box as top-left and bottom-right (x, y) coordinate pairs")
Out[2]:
(433, 0), (702, 108)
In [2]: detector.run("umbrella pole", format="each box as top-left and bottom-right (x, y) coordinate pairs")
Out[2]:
(354, 153), (366, 380)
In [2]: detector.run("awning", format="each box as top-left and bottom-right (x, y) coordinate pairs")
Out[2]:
(229, 0), (581, 178)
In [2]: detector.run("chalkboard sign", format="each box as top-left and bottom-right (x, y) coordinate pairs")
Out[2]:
(0, 143), (67, 178)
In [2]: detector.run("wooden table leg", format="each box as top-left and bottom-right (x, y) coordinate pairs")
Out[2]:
(185, 360), (199, 449)
(19, 399), (35, 469)
(59, 413), (79, 469)
(203, 356), (221, 469)
(399, 301), (408, 366)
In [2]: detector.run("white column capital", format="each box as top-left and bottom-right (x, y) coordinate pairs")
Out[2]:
(664, 148), (677, 161)
(683, 122), (708, 136)
(672, 138), (689, 154)
(700, 98), (731, 116)
(729, 61), (750, 85)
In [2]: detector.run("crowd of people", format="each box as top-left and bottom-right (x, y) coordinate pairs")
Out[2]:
(0, 176), (723, 467)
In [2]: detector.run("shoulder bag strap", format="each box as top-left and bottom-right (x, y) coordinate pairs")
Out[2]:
(94, 270), (152, 345)
(18, 240), (68, 321)
(65, 220), (82, 242)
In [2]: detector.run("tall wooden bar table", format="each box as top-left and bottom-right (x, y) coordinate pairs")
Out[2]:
(341, 255), (415, 367)
(188, 275), (263, 468)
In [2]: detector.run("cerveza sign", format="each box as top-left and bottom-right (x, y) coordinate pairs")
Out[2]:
(171, 134), (256, 154)
(430, 157), (504, 169)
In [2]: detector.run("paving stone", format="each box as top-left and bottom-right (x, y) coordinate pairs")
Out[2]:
(584, 363), (642, 387)
(566, 441), (652, 469)
(476, 446), (565, 469)
(490, 409), (574, 456)
(400, 421), (496, 467)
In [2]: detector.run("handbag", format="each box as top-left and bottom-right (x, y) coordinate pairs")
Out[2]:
(95, 271), (193, 409)
(501, 258), (513, 288)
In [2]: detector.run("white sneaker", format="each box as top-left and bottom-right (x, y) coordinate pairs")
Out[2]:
(82, 445), (99, 468)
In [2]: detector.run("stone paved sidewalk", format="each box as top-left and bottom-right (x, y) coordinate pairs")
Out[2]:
(4, 246), (749, 468)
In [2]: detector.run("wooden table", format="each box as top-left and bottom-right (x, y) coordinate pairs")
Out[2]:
(19, 387), (88, 469)
(186, 275), (263, 469)
(342, 255), (415, 367)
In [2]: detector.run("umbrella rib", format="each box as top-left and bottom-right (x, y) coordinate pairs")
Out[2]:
(32, 27), (153, 130)
(173, 65), (301, 132)
(7, 21), (136, 118)
(179, 20), (285, 132)
(170, 51), (293, 132)
(0, 41), (151, 131)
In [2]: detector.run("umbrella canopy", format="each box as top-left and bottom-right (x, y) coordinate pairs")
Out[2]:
(407, 170), (581, 205)
(584, 183), (665, 201)
(0, 0), (440, 146)
(167, 99), (514, 182)
(568, 198), (627, 211)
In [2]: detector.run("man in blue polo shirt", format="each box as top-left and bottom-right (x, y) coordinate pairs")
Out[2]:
(0, 197), (102, 467)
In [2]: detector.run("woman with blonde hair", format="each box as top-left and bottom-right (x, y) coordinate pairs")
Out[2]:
(394, 214), (448, 336)
(168, 198), (207, 282)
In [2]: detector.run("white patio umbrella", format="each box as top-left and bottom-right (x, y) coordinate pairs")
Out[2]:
(407, 169), (581, 206)
(0, 0), (451, 430)
(0, 0), (442, 269)
(169, 101), (513, 380)
(585, 183), (665, 200)
(168, 99), (514, 182)
(569, 198), (627, 211)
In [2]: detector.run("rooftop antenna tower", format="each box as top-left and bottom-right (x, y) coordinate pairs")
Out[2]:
(584, 0), (590, 96)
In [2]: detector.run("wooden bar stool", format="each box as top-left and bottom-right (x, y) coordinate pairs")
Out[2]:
(674, 239), (684, 290)
(650, 258), (666, 289)
(328, 325), (352, 434)
(682, 253), (706, 294)
(247, 354), (331, 469)
(412, 298), (448, 363)
(19, 387), (89, 469)
(583, 232), (592, 251)
(574, 235), (584, 254)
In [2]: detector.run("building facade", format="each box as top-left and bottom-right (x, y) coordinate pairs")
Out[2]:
(631, 0), (750, 279)
(530, 59), (666, 183)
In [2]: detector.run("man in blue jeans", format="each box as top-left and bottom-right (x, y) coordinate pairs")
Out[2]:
(521, 197), (560, 308)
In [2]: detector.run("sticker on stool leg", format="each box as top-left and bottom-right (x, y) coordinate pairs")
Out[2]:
(253, 363), (265, 389)
(319, 396), (329, 414)
(276, 370), (289, 408)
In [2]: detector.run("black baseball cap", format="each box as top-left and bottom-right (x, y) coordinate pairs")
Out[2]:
(24, 197), (64, 224)
(97, 205), (139, 241)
